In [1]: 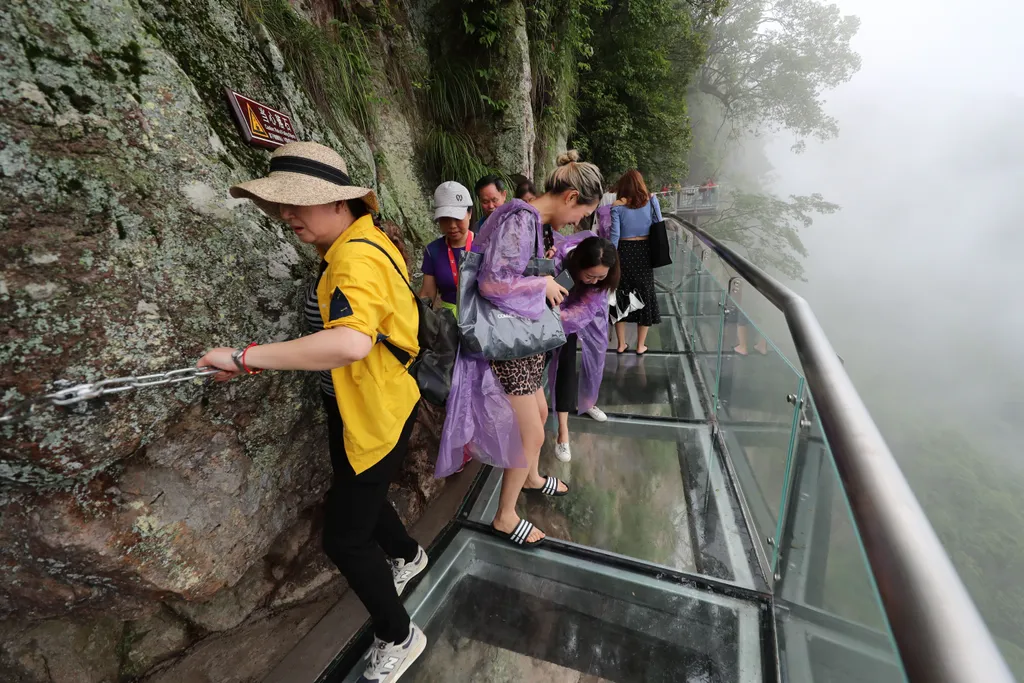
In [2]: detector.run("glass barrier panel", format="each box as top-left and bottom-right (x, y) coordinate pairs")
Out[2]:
(715, 296), (803, 574)
(774, 397), (907, 683)
(691, 270), (726, 406)
(679, 247), (701, 328)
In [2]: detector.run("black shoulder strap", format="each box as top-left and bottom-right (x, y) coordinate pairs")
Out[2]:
(350, 238), (417, 296)
(349, 237), (416, 366)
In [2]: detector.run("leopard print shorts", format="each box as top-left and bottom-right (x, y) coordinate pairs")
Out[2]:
(490, 353), (547, 396)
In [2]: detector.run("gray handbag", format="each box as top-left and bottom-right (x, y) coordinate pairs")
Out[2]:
(457, 223), (567, 361)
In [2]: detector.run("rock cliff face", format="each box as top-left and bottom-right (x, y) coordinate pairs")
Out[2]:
(0, 0), (491, 680)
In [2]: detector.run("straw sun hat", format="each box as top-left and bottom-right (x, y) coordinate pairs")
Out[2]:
(229, 141), (379, 217)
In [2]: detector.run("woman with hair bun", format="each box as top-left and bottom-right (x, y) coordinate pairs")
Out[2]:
(438, 151), (604, 548)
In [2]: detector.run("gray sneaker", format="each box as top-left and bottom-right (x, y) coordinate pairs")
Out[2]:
(390, 546), (428, 596)
(357, 623), (427, 682)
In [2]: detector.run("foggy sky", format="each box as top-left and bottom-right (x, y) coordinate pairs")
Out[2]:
(761, 0), (1024, 449)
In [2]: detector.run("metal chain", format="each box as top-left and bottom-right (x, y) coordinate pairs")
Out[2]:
(1, 366), (222, 425)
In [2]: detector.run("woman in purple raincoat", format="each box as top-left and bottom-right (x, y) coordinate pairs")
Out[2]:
(437, 151), (604, 548)
(548, 234), (619, 463)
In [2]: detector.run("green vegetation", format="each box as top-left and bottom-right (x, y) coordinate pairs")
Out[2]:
(571, 0), (707, 183)
(698, 0), (862, 147)
(240, 0), (377, 136)
(683, 0), (861, 280)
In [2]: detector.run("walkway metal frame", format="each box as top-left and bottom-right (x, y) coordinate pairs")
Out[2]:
(668, 216), (1015, 683)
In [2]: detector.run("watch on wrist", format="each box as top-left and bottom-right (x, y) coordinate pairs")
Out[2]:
(230, 348), (246, 372)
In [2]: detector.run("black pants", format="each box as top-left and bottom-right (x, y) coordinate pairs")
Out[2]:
(321, 394), (419, 644)
(555, 333), (579, 414)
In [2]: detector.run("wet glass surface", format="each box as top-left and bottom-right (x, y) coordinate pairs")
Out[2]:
(596, 354), (701, 418)
(467, 418), (766, 590)
(399, 532), (762, 683)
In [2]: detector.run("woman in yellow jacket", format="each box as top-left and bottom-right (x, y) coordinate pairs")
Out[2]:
(198, 142), (426, 683)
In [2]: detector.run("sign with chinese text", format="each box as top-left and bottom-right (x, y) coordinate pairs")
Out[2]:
(225, 88), (299, 149)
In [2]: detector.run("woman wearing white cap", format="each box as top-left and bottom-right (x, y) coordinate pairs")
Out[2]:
(418, 181), (475, 316)
(197, 142), (428, 683)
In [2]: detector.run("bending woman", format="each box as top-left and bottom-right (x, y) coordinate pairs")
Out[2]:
(197, 142), (427, 682)
(612, 169), (663, 355)
(549, 235), (620, 462)
(438, 151), (604, 547)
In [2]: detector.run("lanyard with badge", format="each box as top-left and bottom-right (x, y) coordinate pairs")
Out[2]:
(447, 231), (473, 288)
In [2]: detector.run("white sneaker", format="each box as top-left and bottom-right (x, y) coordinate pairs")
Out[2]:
(555, 442), (572, 463)
(390, 546), (428, 596)
(585, 406), (608, 422)
(358, 623), (427, 682)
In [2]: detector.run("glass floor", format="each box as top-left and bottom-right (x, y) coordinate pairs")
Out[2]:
(318, 287), (908, 683)
(328, 531), (765, 683)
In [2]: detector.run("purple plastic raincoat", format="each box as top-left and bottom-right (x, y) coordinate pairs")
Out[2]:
(547, 230), (610, 415)
(595, 205), (613, 242)
(435, 200), (549, 478)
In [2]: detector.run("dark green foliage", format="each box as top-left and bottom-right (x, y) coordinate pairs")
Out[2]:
(417, 0), (505, 191)
(422, 128), (490, 193)
(570, 0), (709, 184)
(240, 0), (377, 136)
(526, 0), (605, 133)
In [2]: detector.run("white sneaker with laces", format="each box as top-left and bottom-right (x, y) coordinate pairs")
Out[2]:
(357, 624), (427, 682)
(555, 442), (572, 463)
(390, 546), (428, 596)
(585, 406), (608, 422)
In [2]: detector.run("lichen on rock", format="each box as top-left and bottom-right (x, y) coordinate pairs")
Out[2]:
(0, 0), (451, 680)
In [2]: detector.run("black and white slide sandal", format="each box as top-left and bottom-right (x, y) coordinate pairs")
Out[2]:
(523, 475), (569, 497)
(492, 519), (545, 548)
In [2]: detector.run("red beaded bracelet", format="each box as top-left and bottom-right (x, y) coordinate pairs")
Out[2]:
(241, 342), (262, 375)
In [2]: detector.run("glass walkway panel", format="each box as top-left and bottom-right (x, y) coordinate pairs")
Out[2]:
(308, 214), (1014, 683)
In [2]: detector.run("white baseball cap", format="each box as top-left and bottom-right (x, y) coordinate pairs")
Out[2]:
(433, 181), (474, 221)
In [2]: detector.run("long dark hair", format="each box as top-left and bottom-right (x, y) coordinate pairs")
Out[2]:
(565, 236), (619, 292)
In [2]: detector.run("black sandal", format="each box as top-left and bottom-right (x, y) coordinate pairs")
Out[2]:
(492, 519), (545, 548)
(523, 475), (569, 497)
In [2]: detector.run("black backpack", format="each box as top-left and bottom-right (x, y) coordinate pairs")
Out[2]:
(351, 238), (458, 406)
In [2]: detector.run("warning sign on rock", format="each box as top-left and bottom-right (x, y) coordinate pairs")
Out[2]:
(225, 89), (299, 149)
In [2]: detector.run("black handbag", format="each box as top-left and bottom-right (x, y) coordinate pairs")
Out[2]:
(352, 238), (459, 406)
(648, 197), (672, 269)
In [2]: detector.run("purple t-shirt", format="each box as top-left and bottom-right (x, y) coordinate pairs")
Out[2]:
(421, 237), (466, 305)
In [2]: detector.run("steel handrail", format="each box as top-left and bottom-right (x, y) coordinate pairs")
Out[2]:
(667, 215), (1015, 683)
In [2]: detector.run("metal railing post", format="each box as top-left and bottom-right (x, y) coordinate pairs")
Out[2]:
(666, 214), (1015, 683)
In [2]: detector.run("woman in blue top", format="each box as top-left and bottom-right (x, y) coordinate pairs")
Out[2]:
(611, 169), (663, 355)
(419, 181), (475, 314)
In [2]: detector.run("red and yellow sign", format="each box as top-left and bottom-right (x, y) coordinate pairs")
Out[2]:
(225, 88), (299, 149)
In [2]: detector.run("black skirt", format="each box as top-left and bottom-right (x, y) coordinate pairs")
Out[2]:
(615, 239), (661, 326)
